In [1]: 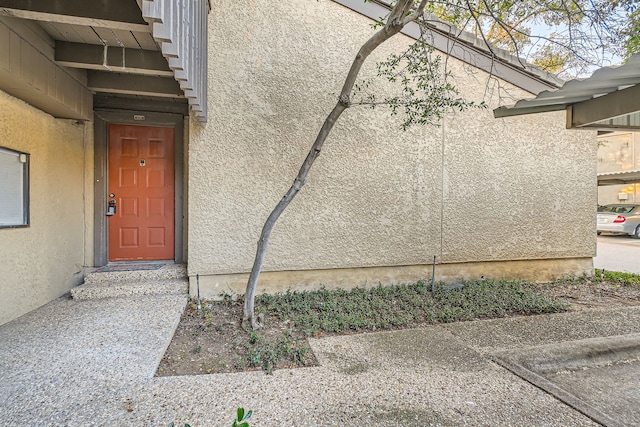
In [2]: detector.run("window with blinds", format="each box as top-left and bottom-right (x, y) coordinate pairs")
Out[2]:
(0, 147), (29, 227)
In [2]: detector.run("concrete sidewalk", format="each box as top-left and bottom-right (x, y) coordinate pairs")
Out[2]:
(0, 294), (639, 426)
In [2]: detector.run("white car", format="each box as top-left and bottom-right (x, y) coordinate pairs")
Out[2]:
(597, 204), (640, 238)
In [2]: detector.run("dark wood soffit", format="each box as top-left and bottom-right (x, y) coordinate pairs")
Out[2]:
(56, 41), (172, 76)
(94, 94), (189, 116)
(0, 0), (149, 31)
(88, 71), (183, 98)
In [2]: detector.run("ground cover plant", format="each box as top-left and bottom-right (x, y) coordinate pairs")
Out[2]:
(596, 269), (640, 286)
(161, 275), (640, 377)
(257, 279), (566, 335)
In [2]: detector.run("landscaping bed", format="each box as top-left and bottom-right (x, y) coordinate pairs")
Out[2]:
(156, 270), (640, 377)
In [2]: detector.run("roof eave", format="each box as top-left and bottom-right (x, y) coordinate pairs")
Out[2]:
(333, 0), (562, 95)
(493, 54), (640, 126)
(493, 103), (568, 119)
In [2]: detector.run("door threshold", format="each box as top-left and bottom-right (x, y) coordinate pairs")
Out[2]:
(96, 261), (176, 273)
(108, 260), (175, 265)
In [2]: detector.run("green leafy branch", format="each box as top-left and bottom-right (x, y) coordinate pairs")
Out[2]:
(352, 39), (485, 130)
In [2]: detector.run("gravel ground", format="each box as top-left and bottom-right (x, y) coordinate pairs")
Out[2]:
(1, 294), (639, 426)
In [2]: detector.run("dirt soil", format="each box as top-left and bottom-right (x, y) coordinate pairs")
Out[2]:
(157, 298), (318, 376)
(537, 280), (640, 310)
(156, 281), (640, 377)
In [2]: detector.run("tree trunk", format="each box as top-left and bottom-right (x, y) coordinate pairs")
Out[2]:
(243, 0), (424, 329)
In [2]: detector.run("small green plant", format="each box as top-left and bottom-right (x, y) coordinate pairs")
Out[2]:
(249, 330), (259, 344)
(233, 357), (247, 369)
(239, 332), (312, 374)
(595, 269), (640, 286)
(221, 292), (233, 305)
(169, 408), (252, 427)
(233, 407), (252, 427)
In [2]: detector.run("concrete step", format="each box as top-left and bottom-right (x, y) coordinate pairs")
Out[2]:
(71, 263), (189, 300)
(83, 263), (187, 284)
(71, 278), (189, 300)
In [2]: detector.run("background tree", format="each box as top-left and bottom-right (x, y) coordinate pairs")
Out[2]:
(618, 0), (640, 60)
(242, 0), (637, 328)
(424, 0), (639, 76)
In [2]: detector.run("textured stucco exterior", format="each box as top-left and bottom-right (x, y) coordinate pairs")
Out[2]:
(187, 0), (597, 297)
(0, 89), (90, 325)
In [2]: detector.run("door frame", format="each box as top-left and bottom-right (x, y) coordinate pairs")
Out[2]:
(93, 109), (185, 266)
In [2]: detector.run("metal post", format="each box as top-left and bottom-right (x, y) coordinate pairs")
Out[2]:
(197, 273), (201, 311)
(431, 255), (436, 297)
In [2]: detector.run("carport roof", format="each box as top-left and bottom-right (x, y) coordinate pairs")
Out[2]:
(494, 54), (640, 130)
(598, 169), (640, 186)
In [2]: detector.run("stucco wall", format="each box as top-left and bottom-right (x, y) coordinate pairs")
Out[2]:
(0, 89), (88, 325)
(188, 0), (596, 293)
(441, 59), (597, 262)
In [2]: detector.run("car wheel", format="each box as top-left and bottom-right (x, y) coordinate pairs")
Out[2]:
(634, 225), (640, 239)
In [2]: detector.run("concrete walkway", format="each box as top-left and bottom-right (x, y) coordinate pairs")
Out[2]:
(1, 294), (639, 426)
(594, 235), (640, 275)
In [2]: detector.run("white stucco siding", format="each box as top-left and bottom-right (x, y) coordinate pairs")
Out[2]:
(442, 108), (597, 262)
(191, 0), (443, 275)
(189, 0), (596, 282)
(0, 89), (88, 325)
(438, 57), (596, 262)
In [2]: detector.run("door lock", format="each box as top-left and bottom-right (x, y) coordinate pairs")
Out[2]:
(106, 199), (117, 216)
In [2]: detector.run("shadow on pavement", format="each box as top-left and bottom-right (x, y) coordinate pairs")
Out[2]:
(492, 334), (640, 427)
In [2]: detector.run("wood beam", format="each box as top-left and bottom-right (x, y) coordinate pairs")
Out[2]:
(0, 0), (149, 32)
(87, 70), (183, 97)
(94, 94), (189, 115)
(570, 84), (640, 128)
(55, 41), (172, 76)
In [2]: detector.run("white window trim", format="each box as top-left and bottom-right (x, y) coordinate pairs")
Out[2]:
(0, 147), (29, 228)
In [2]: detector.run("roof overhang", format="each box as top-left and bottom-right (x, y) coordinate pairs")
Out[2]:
(597, 170), (640, 186)
(494, 54), (640, 130)
(0, 0), (209, 121)
(334, 0), (562, 95)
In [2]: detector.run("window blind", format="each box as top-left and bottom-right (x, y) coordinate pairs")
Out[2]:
(0, 147), (28, 226)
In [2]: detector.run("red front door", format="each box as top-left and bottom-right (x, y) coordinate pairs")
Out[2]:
(108, 124), (175, 261)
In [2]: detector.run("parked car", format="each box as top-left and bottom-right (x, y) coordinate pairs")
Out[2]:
(597, 204), (640, 238)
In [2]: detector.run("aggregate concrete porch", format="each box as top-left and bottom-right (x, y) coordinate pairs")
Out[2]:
(1, 293), (639, 426)
(71, 263), (189, 300)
